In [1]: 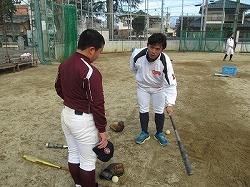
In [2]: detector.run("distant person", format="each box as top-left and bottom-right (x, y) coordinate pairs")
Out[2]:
(55, 29), (108, 187)
(130, 33), (177, 146)
(223, 32), (234, 61)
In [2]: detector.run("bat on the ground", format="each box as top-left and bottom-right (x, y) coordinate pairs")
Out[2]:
(214, 73), (240, 78)
(22, 154), (69, 171)
(214, 73), (229, 77)
(46, 142), (68, 149)
(169, 116), (193, 176)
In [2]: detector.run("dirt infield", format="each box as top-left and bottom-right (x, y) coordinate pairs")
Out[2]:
(0, 51), (249, 187)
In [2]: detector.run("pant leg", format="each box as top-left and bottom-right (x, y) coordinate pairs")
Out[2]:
(61, 106), (99, 186)
(137, 87), (151, 113)
(152, 89), (165, 133)
(137, 87), (151, 132)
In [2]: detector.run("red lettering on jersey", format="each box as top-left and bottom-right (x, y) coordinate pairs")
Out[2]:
(152, 70), (161, 75)
(172, 74), (176, 80)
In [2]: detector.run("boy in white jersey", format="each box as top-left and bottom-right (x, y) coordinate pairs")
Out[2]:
(223, 32), (234, 61)
(130, 33), (177, 146)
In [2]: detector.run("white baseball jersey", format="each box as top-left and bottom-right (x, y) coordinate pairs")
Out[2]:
(226, 37), (234, 55)
(130, 48), (177, 106)
(227, 37), (234, 48)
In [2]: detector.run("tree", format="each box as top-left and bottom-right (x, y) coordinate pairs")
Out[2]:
(175, 17), (195, 37)
(0, 0), (16, 24)
(132, 10), (146, 38)
(92, 0), (141, 38)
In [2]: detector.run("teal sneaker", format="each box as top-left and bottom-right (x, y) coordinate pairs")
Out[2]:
(136, 131), (150, 144)
(154, 132), (168, 146)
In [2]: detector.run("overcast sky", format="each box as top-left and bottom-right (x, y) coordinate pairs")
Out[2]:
(137, 0), (250, 26)
(138, 0), (250, 17)
(20, 0), (250, 16)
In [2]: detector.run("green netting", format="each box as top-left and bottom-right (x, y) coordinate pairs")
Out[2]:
(239, 32), (250, 53)
(63, 5), (77, 62)
(33, 2), (77, 63)
(54, 4), (77, 62)
(33, 0), (48, 64)
(179, 31), (226, 52)
(180, 30), (250, 53)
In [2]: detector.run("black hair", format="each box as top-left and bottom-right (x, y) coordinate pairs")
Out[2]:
(147, 33), (167, 49)
(77, 29), (105, 50)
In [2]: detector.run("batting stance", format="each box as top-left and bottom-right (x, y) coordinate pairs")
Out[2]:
(55, 29), (108, 187)
(130, 33), (177, 146)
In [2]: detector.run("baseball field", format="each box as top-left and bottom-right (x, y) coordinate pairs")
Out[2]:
(0, 51), (249, 187)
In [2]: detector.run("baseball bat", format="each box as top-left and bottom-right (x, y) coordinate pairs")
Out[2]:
(169, 116), (193, 176)
(22, 154), (69, 171)
(46, 142), (68, 149)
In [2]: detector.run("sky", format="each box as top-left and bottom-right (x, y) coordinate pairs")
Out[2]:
(20, 0), (250, 27)
(138, 0), (250, 27)
(138, 0), (250, 17)
(20, 0), (250, 16)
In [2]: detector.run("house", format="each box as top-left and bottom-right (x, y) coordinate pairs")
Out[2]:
(148, 16), (162, 34)
(190, 0), (250, 37)
(15, 5), (29, 15)
(117, 13), (172, 39)
(0, 5), (30, 46)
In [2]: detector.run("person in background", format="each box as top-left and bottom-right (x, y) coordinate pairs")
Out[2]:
(130, 33), (177, 146)
(223, 32), (235, 61)
(55, 29), (108, 187)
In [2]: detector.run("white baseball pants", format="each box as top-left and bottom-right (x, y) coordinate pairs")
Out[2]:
(137, 87), (165, 114)
(61, 106), (99, 171)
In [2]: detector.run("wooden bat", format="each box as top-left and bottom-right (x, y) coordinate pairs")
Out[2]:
(169, 116), (193, 176)
(22, 154), (69, 171)
(46, 142), (68, 149)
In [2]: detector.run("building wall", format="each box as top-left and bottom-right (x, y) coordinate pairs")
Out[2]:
(101, 40), (180, 53)
(15, 5), (29, 15)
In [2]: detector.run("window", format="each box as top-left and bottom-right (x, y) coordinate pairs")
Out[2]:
(207, 12), (222, 21)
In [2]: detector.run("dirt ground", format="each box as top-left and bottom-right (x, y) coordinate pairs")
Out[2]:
(0, 51), (249, 187)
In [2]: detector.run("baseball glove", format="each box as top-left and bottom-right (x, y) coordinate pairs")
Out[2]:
(109, 121), (125, 132)
(99, 163), (124, 180)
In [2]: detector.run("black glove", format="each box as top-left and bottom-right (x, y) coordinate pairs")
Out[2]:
(99, 163), (124, 180)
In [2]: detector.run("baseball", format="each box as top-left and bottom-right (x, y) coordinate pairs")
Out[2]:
(112, 176), (119, 183)
(165, 130), (171, 135)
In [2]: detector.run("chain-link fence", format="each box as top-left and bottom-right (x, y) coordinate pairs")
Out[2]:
(54, 4), (78, 62)
(30, 0), (249, 64)
(179, 30), (250, 53)
(32, 0), (77, 64)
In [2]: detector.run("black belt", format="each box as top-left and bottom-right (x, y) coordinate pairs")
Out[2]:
(74, 110), (83, 115)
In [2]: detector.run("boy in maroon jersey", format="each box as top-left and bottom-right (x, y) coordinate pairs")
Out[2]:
(55, 29), (108, 187)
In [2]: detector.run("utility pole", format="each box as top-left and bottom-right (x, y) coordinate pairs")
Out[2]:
(146, 0), (149, 39)
(220, 0), (226, 33)
(203, 0), (208, 33)
(180, 0), (184, 33)
(110, 0), (114, 40)
(161, 0), (164, 34)
(219, 0), (226, 49)
(233, 0), (240, 43)
(91, 0), (93, 28)
(2, 0), (9, 56)
(200, 0), (205, 32)
(128, 0), (132, 40)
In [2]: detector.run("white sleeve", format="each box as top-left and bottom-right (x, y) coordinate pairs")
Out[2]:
(163, 54), (177, 106)
(227, 38), (231, 47)
(130, 48), (142, 74)
(130, 51), (137, 74)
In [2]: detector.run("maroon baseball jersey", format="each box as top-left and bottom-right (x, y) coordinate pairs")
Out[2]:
(55, 52), (107, 132)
